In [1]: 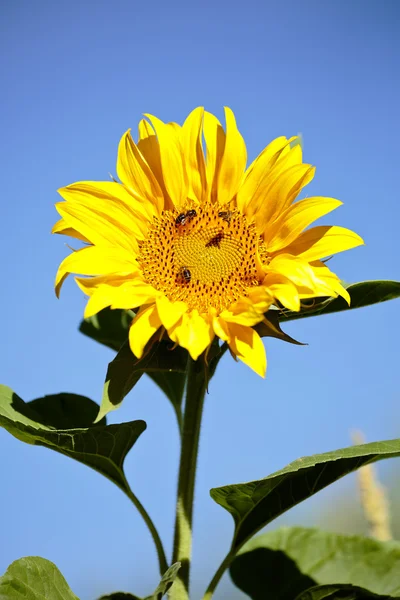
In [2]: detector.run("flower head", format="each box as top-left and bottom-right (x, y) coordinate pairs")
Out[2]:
(53, 107), (363, 377)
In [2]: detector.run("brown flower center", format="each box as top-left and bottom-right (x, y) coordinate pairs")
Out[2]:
(138, 203), (262, 313)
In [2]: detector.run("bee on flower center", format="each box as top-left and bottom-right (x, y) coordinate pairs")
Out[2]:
(205, 232), (224, 248)
(177, 267), (192, 283)
(175, 213), (187, 225)
(218, 210), (233, 224)
(175, 209), (197, 226)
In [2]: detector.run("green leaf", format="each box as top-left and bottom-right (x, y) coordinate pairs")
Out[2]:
(150, 563), (181, 600)
(279, 280), (400, 322)
(230, 527), (400, 599)
(98, 340), (187, 422)
(79, 308), (187, 427)
(0, 556), (79, 600)
(296, 585), (392, 600)
(98, 594), (142, 600)
(210, 439), (400, 552)
(79, 308), (133, 351)
(0, 384), (146, 494)
(28, 392), (106, 428)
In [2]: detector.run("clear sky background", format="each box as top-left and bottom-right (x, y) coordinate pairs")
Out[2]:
(1, 1), (399, 599)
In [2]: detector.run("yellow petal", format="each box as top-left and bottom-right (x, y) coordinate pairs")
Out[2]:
(56, 181), (152, 249)
(75, 273), (131, 293)
(77, 275), (159, 319)
(220, 307), (265, 327)
(82, 288), (117, 319)
(263, 273), (301, 311)
(270, 140), (304, 178)
(129, 304), (162, 359)
(55, 246), (137, 297)
(212, 316), (230, 341)
(108, 281), (161, 310)
(144, 114), (187, 208)
(181, 107), (207, 203)
(245, 136), (291, 178)
(244, 140), (304, 220)
(81, 277), (160, 319)
(137, 119), (174, 210)
(222, 287), (273, 326)
(168, 310), (214, 360)
(203, 111), (225, 203)
(242, 285), (274, 313)
(225, 322), (267, 377)
(117, 129), (164, 214)
(267, 254), (332, 296)
(217, 107), (247, 205)
(58, 180), (153, 221)
(77, 273), (160, 314)
(237, 136), (290, 212)
(308, 261), (351, 304)
(156, 296), (188, 330)
(52, 218), (91, 243)
(264, 197), (343, 251)
(168, 121), (182, 133)
(55, 200), (142, 254)
(138, 118), (155, 141)
(280, 225), (365, 261)
(255, 164), (315, 232)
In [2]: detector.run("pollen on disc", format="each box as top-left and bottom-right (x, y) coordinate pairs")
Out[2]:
(137, 203), (262, 313)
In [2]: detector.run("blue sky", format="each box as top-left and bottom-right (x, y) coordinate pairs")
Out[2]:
(1, 1), (399, 598)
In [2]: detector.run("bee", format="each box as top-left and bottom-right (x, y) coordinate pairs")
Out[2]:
(175, 209), (197, 226)
(218, 210), (233, 224)
(205, 232), (224, 248)
(175, 213), (188, 225)
(178, 267), (192, 283)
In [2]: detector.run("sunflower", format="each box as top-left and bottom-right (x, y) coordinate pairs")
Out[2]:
(53, 107), (363, 377)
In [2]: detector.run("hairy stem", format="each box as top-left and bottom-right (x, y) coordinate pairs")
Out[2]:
(170, 357), (207, 599)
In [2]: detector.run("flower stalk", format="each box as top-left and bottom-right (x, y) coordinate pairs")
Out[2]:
(170, 356), (208, 600)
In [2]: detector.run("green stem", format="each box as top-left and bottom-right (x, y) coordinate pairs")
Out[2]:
(202, 551), (235, 600)
(170, 356), (208, 600)
(123, 482), (169, 575)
